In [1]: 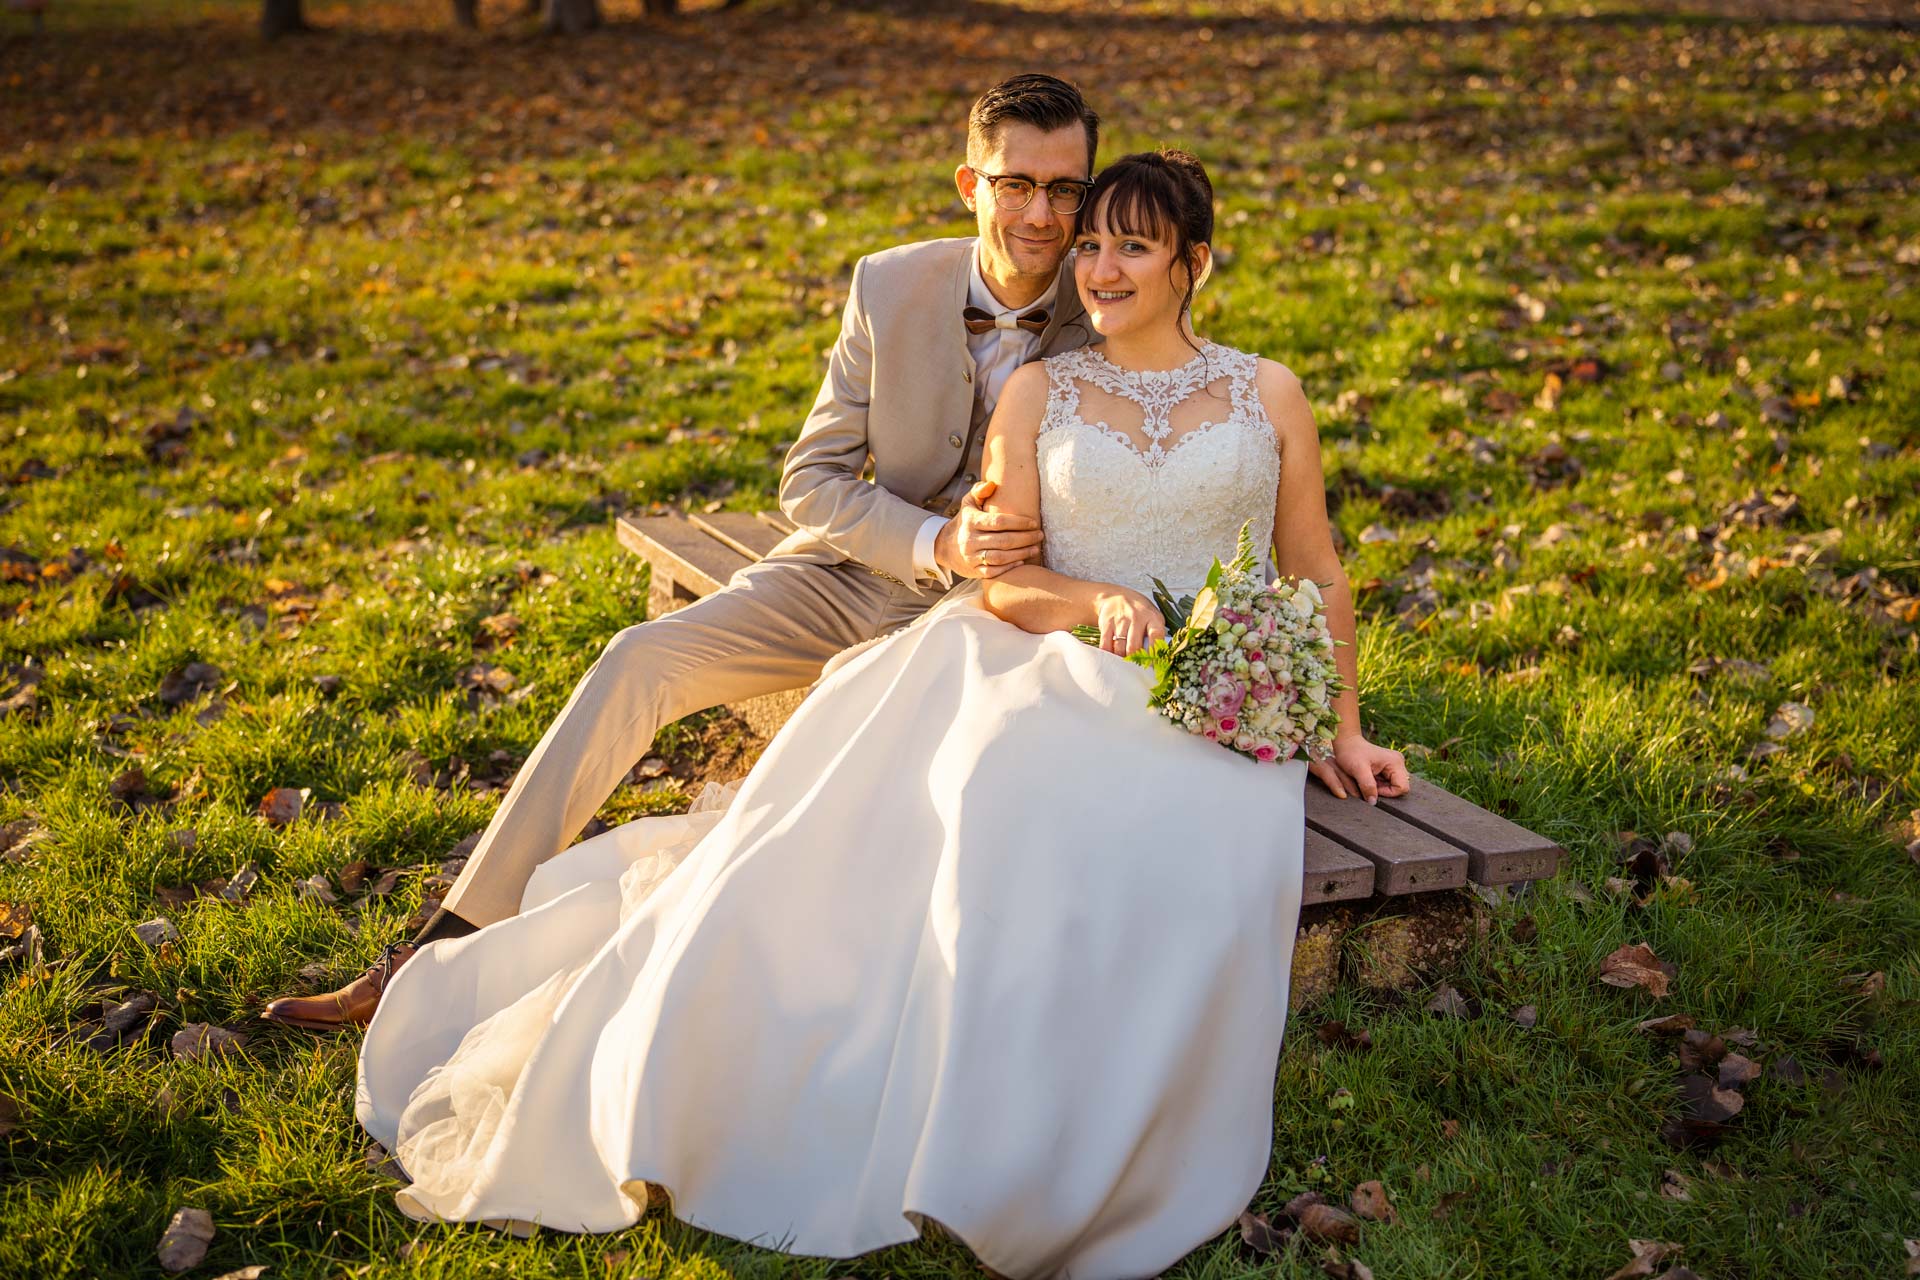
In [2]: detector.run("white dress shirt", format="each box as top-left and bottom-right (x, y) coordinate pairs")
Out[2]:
(911, 242), (1062, 586)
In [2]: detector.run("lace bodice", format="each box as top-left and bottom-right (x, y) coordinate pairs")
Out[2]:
(1036, 341), (1281, 598)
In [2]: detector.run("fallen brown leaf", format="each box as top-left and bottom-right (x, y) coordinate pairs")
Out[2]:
(134, 917), (180, 948)
(1678, 1029), (1727, 1070)
(1602, 1238), (1681, 1280)
(1636, 1013), (1696, 1035)
(1236, 1210), (1286, 1257)
(1315, 1020), (1373, 1052)
(1598, 942), (1676, 997)
(1718, 1053), (1761, 1088)
(1296, 1202), (1362, 1245)
(1350, 1179), (1398, 1223)
(157, 1207), (216, 1273)
(171, 1023), (247, 1061)
(258, 786), (308, 826)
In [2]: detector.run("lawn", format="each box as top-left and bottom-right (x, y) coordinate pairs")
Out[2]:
(1, 0), (1917, 1276)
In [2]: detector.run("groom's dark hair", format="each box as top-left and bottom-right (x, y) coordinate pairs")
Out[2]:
(967, 74), (1100, 175)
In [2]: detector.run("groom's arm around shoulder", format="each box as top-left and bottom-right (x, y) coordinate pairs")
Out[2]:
(1255, 358), (1344, 585)
(778, 239), (971, 586)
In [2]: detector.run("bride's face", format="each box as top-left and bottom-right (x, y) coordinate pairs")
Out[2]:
(1072, 205), (1198, 341)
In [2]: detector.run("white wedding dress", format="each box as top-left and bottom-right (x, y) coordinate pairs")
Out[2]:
(357, 341), (1308, 1280)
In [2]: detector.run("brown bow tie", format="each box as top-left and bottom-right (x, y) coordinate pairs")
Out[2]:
(963, 305), (1049, 336)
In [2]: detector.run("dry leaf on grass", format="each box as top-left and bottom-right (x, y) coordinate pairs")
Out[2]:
(158, 662), (223, 707)
(1296, 1202), (1363, 1245)
(258, 786), (307, 826)
(1350, 1179), (1398, 1223)
(1602, 1238), (1681, 1280)
(134, 917), (180, 948)
(171, 1023), (247, 1061)
(1598, 942), (1676, 997)
(157, 1206), (216, 1272)
(1765, 701), (1814, 740)
(1637, 1013), (1695, 1035)
(1315, 1020), (1373, 1051)
(1236, 1210), (1287, 1257)
(1320, 1258), (1375, 1280)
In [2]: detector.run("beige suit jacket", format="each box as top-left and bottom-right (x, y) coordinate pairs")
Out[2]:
(775, 236), (1092, 590)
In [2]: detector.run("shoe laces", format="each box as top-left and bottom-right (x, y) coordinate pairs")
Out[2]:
(366, 940), (416, 994)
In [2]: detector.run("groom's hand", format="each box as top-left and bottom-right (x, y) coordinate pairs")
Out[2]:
(935, 481), (1044, 581)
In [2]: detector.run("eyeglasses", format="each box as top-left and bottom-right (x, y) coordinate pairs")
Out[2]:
(967, 167), (1091, 215)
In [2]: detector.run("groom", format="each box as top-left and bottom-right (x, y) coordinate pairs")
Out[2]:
(262, 73), (1102, 1030)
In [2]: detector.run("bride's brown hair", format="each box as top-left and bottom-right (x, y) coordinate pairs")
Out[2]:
(1082, 149), (1214, 352)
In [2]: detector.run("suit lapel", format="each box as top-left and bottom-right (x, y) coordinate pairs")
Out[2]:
(951, 239), (978, 377)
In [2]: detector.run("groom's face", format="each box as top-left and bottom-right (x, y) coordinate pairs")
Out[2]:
(955, 122), (1090, 299)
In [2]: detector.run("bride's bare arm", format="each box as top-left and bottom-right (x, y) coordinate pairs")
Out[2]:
(977, 365), (1154, 640)
(1257, 359), (1363, 742)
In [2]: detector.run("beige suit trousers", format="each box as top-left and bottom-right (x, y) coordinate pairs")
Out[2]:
(441, 556), (937, 927)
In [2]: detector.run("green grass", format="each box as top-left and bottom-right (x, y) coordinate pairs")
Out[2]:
(2, 0), (1917, 1276)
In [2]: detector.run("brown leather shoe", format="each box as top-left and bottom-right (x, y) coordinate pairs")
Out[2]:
(259, 941), (419, 1032)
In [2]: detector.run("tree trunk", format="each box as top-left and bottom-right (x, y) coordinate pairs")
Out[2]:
(453, 0), (479, 26)
(261, 0), (309, 39)
(542, 0), (601, 34)
(525, 0), (541, 14)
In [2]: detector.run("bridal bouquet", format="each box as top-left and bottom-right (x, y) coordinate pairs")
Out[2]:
(1073, 521), (1345, 765)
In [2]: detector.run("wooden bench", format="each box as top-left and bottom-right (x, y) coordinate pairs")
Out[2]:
(616, 510), (1567, 911)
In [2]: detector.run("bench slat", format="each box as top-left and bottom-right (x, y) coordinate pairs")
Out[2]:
(616, 514), (751, 613)
(1302, 829), (1375, 904)
(1376, 779), (1566, 885)
(756, 509), (799, 536)
(1304, 782), (1468, 895)
(690, 511), (792, 561)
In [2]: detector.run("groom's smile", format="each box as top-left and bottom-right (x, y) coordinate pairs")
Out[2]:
(956, 120), (1091, 310)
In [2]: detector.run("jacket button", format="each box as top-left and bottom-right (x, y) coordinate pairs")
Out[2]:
(962, 369), (973, 384)
(948, 434), (963, 448)
(962, 473), (976, 484)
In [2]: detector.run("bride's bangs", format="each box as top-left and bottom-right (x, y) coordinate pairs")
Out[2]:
(1086, 169), (1178, 246)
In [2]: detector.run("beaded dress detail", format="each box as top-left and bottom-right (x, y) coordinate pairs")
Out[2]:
(1037, 341), (1281, 597)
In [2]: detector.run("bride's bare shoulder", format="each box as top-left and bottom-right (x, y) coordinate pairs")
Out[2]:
(1251, 356), (1305, 401)
(990, 362), (1054, 440)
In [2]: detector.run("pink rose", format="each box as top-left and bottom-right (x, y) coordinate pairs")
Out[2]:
(1254, 744), (1278, 762)
(1218, 717), (1238, 734)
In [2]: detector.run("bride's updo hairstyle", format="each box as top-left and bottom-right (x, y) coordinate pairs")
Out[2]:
(1083, 148), (1215, 346)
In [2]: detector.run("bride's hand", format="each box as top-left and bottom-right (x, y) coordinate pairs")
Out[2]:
(1093, 587), (1166, 657)
(1311, 735), (1411, 804)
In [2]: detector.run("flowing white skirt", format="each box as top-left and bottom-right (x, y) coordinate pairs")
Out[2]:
(356, 595), (1306, 1280)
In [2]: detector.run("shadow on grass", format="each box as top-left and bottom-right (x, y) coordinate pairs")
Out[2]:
(2, 0), (1913, 157)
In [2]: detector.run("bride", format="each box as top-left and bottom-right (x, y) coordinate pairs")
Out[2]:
(357, 149), (1409, 1279)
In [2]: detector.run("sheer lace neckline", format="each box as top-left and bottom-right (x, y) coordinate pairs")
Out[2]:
(1040, 340), (1265, 467)
(1081, 341), (1220, 384)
